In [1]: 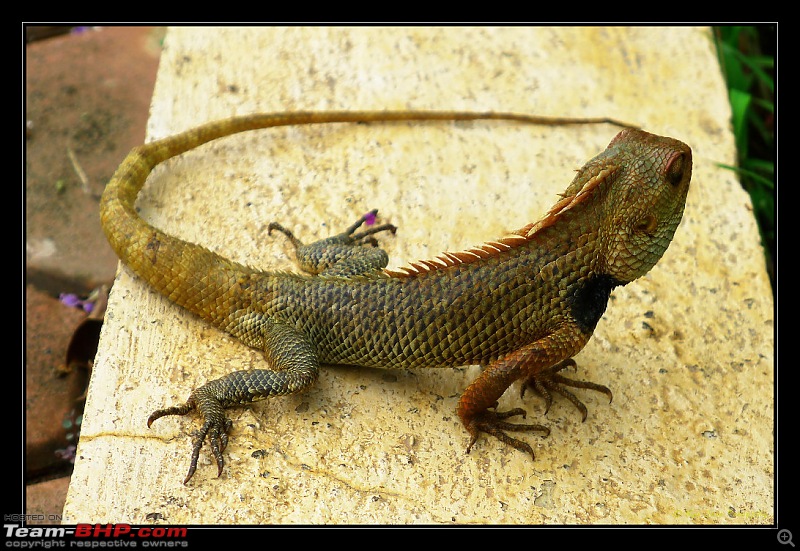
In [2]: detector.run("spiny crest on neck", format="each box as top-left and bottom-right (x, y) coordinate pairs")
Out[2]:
(383, 164), (617, 279)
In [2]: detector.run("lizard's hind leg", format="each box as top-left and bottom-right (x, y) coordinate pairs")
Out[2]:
(268, 209), (397, 277)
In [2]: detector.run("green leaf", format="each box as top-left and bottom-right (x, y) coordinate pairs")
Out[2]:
(728, 88), (752, 156)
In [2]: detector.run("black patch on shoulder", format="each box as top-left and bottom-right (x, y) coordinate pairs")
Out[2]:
(568, 274), (623, 334)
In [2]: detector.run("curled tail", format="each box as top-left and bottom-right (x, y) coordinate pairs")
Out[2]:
(98, 116), (277, 325)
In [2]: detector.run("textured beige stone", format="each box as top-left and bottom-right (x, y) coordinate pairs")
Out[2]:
(65, 26), (773, 525)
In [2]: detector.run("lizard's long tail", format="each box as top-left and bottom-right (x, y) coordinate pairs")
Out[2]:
(100, 111), (631, 325)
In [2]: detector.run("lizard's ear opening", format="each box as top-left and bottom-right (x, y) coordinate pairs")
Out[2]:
(633, 214), (658, 236)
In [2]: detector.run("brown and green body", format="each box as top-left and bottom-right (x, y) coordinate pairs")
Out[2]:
(100, 111), (692, 483)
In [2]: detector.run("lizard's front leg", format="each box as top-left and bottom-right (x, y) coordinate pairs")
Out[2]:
(457, 329), (610, 459)
(148, 317), (319, 484)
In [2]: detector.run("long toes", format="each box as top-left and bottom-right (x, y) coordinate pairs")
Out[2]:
(520, 360), (611, 420)
(466, 410), (550, 460)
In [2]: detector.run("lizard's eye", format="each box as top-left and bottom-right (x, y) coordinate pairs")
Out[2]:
(666, 152), (686, 186)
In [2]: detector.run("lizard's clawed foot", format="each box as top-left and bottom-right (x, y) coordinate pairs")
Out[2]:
(268, 209), (397, 249)
(520, 359), (613, 421)
(268, 209), (397, 276)
(148, 385), (233, 485)
(464, 407), (551, 460)
(341, 209), (398, 245)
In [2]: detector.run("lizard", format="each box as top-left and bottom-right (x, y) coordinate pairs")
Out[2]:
(99, 111), (692, 484)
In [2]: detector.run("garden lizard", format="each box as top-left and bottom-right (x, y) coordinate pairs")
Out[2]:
(99, 111), (692, 483)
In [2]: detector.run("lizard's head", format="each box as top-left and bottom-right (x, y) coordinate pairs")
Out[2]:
(588, 129), (692, 284)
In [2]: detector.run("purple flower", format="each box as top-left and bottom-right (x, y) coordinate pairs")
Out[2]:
(59, 293), (94, 313)
(55, 445), (77, 464)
